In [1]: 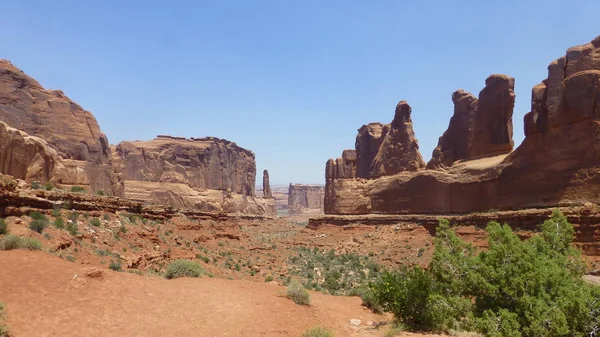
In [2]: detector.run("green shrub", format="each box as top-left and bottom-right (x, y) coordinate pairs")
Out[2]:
(31, 180), (41, 190)
(299, 327), (334, 337)
(371, 210), (600, 336)
(165, 259), (204, 279)
(95, 190), (105, 196)
(350, 286), (383, 314)
(28, 211), (49, 233)
(89, 218), (101, 227)
(109, 260), (122, 271)
(265, 275), (274, 282)
(0, 303), (9, 337)
(53, 216), (65, 229)
(286, 279), (311, 305)
(0, 235), (41, 250)
(66, 221), (78, 236)
(44, 181), (54, 190)
(70, 185), (86, 193)
(0, 219), (7, 235)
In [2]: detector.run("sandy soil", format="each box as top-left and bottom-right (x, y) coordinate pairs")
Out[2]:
(0, 250), (392, 337)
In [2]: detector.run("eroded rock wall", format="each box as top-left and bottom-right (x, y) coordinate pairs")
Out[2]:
(0, 60), (123, 196)
(288, 184), (324, 215)
(325, 35), (600, 215)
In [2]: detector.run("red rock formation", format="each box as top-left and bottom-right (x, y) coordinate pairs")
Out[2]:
(0, 121), (64, 182)
(355, 123), (386, 178)
(427, 90), (477, 169)
(0, 60), (123, 196)
(112, 136), (275, 215)
(469, 74), (515, 158)
(263, 170), (272, 198)
(113, 136), (256, 196)
(370, 101), (426, 176)
(324, 35), (600, 215)
(288, 184), (324, 215)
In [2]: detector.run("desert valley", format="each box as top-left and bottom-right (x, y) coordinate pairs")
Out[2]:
(1, 8), (600, 337)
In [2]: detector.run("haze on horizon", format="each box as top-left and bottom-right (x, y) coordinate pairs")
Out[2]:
(1, 0), (599, 186)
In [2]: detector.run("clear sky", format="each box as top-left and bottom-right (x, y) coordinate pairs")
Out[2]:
(1, 1), (599, 185)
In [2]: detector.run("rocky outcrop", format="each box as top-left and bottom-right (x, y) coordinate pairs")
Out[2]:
(0, 60), (123, 196)
(0, 121), (65, 182)
(262, 170), (272, 198)
(324, 35), (600, 215)
(112, 136), (275, 215)
(355, 123), (386, 178)
(428, 90), (477, 169)
(370, 101), (426, 177)
(114, 136), (255, 195)
(469, 74), (515, 158)
(288, 184), (324, 215)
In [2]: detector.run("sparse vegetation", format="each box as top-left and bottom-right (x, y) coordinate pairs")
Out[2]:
(370, 209), (600, 336)
(0, 219), (7, 235)
(95, 190), (105, 196)
(28, 211), (49, 233)
(31, 180), (42, 190)
(109, 260), (122, 271)
(0, 235), (42, 251)
(165, 259), (204, 279)
(286, 279), (311, 305)
(0, 302), (9, 337)
(53, 216), (65, 229)
(299, 327), (334, 337)
(66, 221), (78, 236)
(44, 181), (54, 191)
(287, 247), (381, 295)
(89, 218), (101, 227)
(70, 185), (86, 193)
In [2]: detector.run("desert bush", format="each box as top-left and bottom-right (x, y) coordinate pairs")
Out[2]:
(31, 180), (41, 190)
(265, 275), (274, 282)
(44, 181), (54, 190)
(0, 219), (7, 235)
(0, 303), (9, 337)
(70, 185), (86, 193)
(299, 327), (334, 337)
(109, 260), (122, 271)
(89, 218), (101, 227)
(95, 190), (105, 196)
(287, 247), (381, 295)
(28, 211), (49, 233)
(286, 279), (311, 305)
(370, 210), (600, 336)
(0, 235), (41, 251)
(66, 221), (78, 236)
(165, 259), (204, 279)
(53, 216), (65, 229)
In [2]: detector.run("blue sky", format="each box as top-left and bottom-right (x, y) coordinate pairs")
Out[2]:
(1, 1), (599, 185)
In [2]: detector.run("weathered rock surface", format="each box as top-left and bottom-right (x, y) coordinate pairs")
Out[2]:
(0, 60), (123, 196)
(469, 74), (515, 158)
(324, 35), (600, 215)
(113, 136), (256, 195)
(355, 123), (386, 178)
(112, 136), (274, 215)
(262, 170), (272, 198)
(0, 121), (64, 182)
(288, 184), (324, 215)
(427, 90), (477, 169)
(370, 101), (426, 177)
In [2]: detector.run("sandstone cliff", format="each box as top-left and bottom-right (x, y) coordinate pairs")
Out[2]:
(112, 136), (275, 215)
(325, 35), (600, 215)
(288, 184), (324, 215)
(0, 60), (123, 196)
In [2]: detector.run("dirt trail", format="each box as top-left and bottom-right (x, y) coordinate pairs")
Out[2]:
(0, 250), (392, 337)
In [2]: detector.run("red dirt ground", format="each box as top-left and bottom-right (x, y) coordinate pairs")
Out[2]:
(0, 250), (394, 337)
